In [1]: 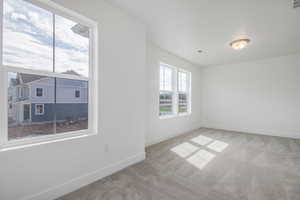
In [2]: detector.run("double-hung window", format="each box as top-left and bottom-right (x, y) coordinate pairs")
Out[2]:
(178, 70), (189, 113)
(159, 64), (174, 116)
(159, 63), (191, 117)
(35, 104), (44, 115)
(0, 0), (98, 148)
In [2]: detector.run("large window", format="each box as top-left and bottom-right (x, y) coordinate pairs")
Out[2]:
(159, 63), (191, 117)
(159, 65), (173, 116)
(0, 0), (98, 148)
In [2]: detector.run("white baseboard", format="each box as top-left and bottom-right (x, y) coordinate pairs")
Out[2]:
(146, 126), (202, 147)
(202, 123), (300, 139)
(22, 152), (146, 200)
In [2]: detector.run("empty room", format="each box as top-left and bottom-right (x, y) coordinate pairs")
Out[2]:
(0, 0), (299, 200)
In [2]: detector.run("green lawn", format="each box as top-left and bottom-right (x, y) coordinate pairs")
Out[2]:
(160, 106), (172, 112)
(160, 106), (187, 113)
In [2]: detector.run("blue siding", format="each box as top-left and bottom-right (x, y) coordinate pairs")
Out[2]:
(31, 104), (54, 123)
(31, 103), (88, 123)
(55, 103), (88, 121)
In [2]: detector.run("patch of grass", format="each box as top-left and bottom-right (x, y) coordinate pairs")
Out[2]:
(160, 106), (172, 112)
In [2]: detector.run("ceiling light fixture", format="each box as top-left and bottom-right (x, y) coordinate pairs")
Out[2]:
(230, 39), (250, 50)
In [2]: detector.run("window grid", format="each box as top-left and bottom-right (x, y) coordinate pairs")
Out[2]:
(159, 63), (191, 118)
(160, 64), (173, 92)
(35, 104), (45, 115)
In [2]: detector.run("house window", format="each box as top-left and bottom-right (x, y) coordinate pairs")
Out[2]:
(18, 87), (29, 98)
(35, 104), (44, 115)
(178, 71), (189, 113)
(159, 65), (174, 116)
(0, 0), (98, 147)
(75, 90), (80, 98)
(159, 63), (191, 117)
(36, 88), (43, 97)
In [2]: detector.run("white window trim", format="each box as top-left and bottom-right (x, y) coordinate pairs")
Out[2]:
(35, 104), (45, 115)
(159, 62), (192, 119)
(0, 0), (99, 150)
(36, 88), (43, 97)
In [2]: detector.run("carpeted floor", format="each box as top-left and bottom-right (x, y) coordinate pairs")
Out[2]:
(59, 128), (300, 200)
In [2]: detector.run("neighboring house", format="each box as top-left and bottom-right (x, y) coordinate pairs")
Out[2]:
(8, 72), (88, 126)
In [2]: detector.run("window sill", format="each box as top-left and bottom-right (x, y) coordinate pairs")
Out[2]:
(178, 112), (192, 117)
(0, 131), (98, 152)
(159, 112), (191, 120)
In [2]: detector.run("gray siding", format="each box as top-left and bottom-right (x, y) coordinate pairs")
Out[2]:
(31, 104), (54, 123)
(29, 78), (88, 104)
(55, 103), (88, 121)
(31, 103), (88, 123)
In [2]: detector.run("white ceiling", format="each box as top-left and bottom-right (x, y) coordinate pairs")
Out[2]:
(106, 0), (300, 67)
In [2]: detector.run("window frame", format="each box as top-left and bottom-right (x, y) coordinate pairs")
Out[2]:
(159, 63), (191, 119)
(75, 90), (80, 98)
(35, 104), (45, 115)
(177, 69), (191, 115)
(159, 64), (175, 116)
(36, 88), (43, 97)
(0, 0), (99, 149)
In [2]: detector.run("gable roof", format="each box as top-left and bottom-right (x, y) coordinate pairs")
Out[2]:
(19, 73), (45, 84)
(61, 70), (81, 76)
(11, 70), (83, 86)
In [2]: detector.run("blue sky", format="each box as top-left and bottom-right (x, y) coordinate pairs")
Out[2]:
(3, 0), (89, 77)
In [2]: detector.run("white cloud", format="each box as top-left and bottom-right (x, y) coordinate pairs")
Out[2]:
(3, 29), (53, 71)
(28, 10), (53, 36)
(3, 0), (89, 78)
(11, 12), (27, 20)
(55, 15), (89, 50)
(4, 2), (14, 15)
(55, 47), (89, 77)
(3, 28), (89, 77)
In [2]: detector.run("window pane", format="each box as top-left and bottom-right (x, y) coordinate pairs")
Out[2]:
(159, 92), (173, 116)
(178, 71), (187, 92)
(55, 15), (89, 77)
(8, 72), (55, 140)
(160, 65), (172, 91)
(3, 0), (53, 72)
(55, 78), (88, 133)
(75, 90), (80, 98)
(160, 67), (164, 90)
(36, 88), (43, 97)
(35, 104), (44, 115)
(178, 93), (188, 113)
(7, 73), (89, 140)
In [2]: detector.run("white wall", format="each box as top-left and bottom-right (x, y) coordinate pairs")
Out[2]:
(146, 42), (202, 146)
(0, 0), (146, 199)
(201, 53), (300, 139)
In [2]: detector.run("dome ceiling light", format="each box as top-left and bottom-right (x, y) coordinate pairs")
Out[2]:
(230, 39), (250, 50)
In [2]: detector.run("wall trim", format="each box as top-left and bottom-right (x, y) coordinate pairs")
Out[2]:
(146, 126), (202, 147)
(22, 152), (146, 200)
(202, 123), (300, 139)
